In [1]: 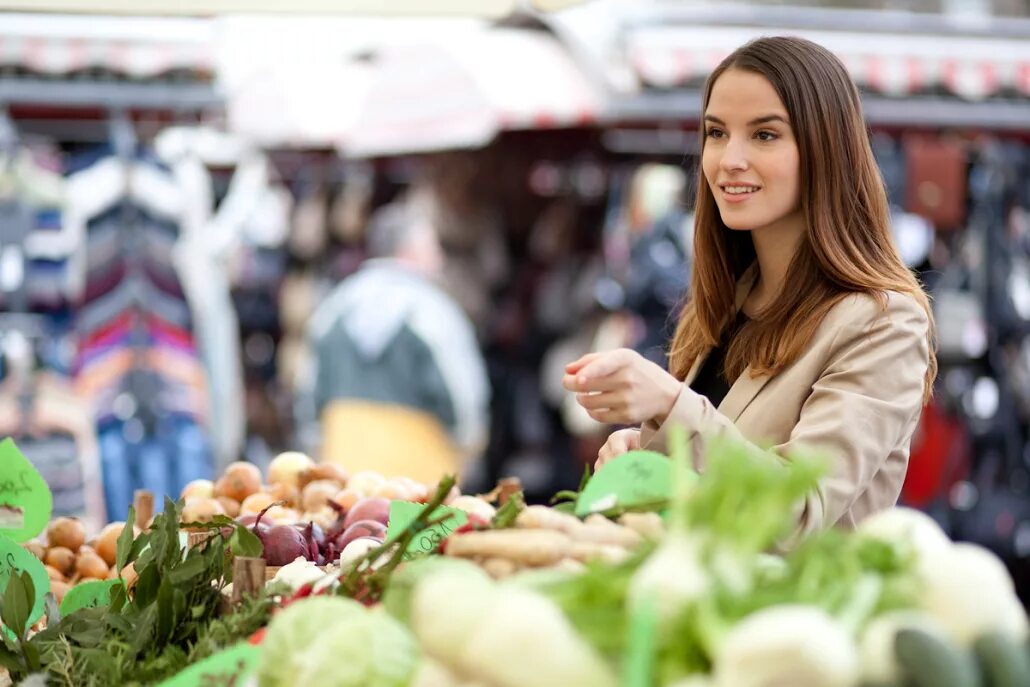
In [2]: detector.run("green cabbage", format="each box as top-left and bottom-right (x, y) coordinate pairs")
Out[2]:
(258, 597), (367, 687)
(295, 607), (419, 687)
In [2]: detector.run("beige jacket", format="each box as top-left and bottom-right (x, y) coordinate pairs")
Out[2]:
(641, 267), (931, 536)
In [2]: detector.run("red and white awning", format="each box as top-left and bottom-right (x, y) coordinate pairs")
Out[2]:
(0, 13), (216, 79)
(627, 26), (1030, 101)
(344, 27), (602, 157)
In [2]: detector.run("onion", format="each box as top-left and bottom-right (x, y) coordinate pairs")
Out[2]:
(50, 581), (70, 603)
(346, 470), (386, 497)
(299, 463), (349, 489)
(217, 496), (242, 518)
(181, 479), (215, 500)
(45, 565), (67, 583)
(181, 498), (227, 529)
(267, 452), (315, 489)
(47, 517), (87, 552)
(22, 540), (46, 561)
(45, 547), (76, 576)
(331, 488), (362, 513)
(266, 482), (301, 508)
(95, 522), (137, 568)
(76, 549), (110, 580)
(240, 492), (276, 515)
(302, 480), (340, 512)
(214, 461), (263, 503)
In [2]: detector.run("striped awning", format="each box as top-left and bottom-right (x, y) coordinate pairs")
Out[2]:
(0, 14), (216, 80)
(345, 26), (602, 157)
(627, 26), (1030, 102)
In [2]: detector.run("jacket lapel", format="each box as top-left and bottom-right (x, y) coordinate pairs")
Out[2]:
(707, 264), (772, 422)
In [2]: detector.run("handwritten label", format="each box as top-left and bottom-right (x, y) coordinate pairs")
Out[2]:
(60, 578), (122, 616)
(386, 501), (468, 560)
(0, 533), (50, 632)
(576, 450), (674, 517)
(0, 438), (53, 542)
(156, 642), (260, 687)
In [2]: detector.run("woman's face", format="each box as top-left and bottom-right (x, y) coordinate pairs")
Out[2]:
(701, 69), (803, 235)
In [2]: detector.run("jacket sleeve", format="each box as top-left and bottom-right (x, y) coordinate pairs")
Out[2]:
(640, 292), (930, 536)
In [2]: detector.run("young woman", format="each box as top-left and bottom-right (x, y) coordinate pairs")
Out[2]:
(563, 36), (937, 536)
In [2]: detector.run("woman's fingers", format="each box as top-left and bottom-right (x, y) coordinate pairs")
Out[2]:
(576, 391), (622, 410)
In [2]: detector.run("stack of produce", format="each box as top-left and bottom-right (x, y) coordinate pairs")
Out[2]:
(20, 517), (137, 604)
(253, 435), (1030, 687)
(440, 506), (661, 579)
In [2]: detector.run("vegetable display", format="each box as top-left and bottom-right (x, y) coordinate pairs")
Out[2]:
(2, 432), (1028, 687)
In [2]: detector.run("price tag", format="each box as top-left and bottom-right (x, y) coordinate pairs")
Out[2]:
(0, 533), (50, 632)
(386, 501), (468, 560)
(156, 642), (259, 687)
(0, 438), (53, 542)
(575, 450), (676, 517)
(60, 578), (123, 616)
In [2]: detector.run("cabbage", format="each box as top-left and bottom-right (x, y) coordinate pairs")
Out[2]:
(295, 607), (419, 687)
(258, 597), (367, 687)
(382, 556), (481, 627)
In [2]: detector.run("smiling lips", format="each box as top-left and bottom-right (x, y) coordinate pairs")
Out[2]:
(719, 184), (761, 203)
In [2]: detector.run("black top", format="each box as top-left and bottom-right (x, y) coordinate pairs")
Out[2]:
(688, 312), (749, 407)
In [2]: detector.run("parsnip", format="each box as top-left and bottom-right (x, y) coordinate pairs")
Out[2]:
(569, 542), (630, 564)
(481, 557), (519, 579)
(515, 506), (583, 536)
(445, 530), (570, 567)
(617, 512), (665, 539)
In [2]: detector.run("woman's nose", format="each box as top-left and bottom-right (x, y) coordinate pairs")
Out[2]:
(720, 140), (750, 171)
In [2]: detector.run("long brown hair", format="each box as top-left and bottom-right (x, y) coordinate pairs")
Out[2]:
(668, 36), (937, 402)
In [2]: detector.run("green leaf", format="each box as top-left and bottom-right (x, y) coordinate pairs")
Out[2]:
(0, 643), (21, 674)
(156, 579), (175, 646)
(167, 556), (206, 585)
(1, 570), (34, 639)
(116, 507), (137, 573)
(21, 636), (40, 671)
(228, 525), (263, 558)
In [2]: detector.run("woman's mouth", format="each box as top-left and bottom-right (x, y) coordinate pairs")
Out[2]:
(720, 185), (761, 203)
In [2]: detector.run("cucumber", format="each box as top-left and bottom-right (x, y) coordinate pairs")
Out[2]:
(895, 628), (981, 687)
(973, 632), (1030, 687)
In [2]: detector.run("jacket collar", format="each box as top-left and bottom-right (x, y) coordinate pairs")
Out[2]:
(685, 263), (773, 422)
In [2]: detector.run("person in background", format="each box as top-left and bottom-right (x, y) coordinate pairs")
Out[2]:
(300, 195), (490, 485)
(564, 36), (937, 541)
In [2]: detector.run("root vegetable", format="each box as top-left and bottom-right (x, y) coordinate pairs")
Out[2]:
(301, 480), (340, 512)
(568, 542), (630, 565)
(180, 497), (227, 527)
(95, 522), (136, 567)
(572, 523), (642, 549)
(481, 557), (519, 579)
(337, 520), (387, 550)
(268, 451), (315, 489)
(339, 537), (386, 568)
(45, 546), (76, 576)
(343, 497), (391, 529)
(346, 470), (387, 497)
(180, 479), (215, 500)
(217, 496), (241, 518)
(50, 580), (70, 603)
(22, 540), (46, 560)
(47, 517), (87, 552)
(332, 488), (362, 512)
(714, 606), (859, 687)
(515, 505), (583, 536)
(444, 530), (570, 567)
(372, 480), (412, 501)
(266, 482), (301, 508)
(617, 512), (665, 539)
(76, 549), (110, 580)
(448, 496), (496, 522)
(240, 492), (276, 515)
(261, 525), (311, 565)
(299, 463), (349, 489)
(302, 506), (337, 531)
(214, 461), (262, 502)
(45, 565), (66, 583)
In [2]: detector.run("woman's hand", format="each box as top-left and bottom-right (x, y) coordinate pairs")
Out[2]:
(563, 348), (683, 426)
(596, 428), (641, 470)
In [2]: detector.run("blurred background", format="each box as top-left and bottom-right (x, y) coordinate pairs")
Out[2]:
(0, 0), (1028, 596)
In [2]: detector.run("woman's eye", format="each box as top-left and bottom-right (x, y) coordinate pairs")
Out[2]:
(705, 129), (724, 139)
(755, 130), (778, 142)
